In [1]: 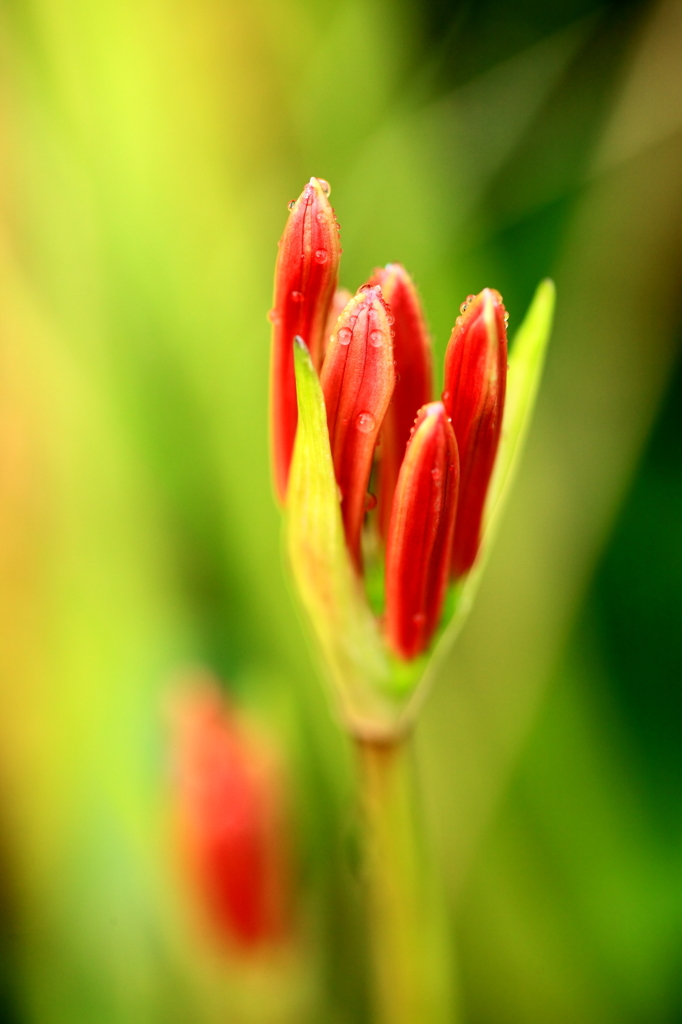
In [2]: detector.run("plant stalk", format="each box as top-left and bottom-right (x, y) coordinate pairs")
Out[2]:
(356, 736), (455, 1024)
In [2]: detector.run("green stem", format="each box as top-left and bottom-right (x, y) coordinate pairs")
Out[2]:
(356, 737), (455, 1024)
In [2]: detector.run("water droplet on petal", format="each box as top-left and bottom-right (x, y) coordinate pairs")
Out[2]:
(291, 290), (304, 303)
(364, 492), (377, 511)
(442, 390), (450, 402)
(369, 329), (383, 347)
(267, 308), (280, 323)
(316, 211), (327, 224)
(288, 200), (296, 210)
(338, 327), (352, 346)
(412, 612), (426, 627)
(459, 301), (469, 314)
(356, 412), (375, 433)
(455, 315), (464, 326)
(317, 178), (331, 195)
(315, 248), (328, 263)
(431, 467), (442, 482)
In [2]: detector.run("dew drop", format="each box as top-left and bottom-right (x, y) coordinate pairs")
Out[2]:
(467, 293), (476, 303)
(288, 200), (296, 210)
(337, 485), (344, 503)
(317, 178), (331, 195)
(315, 248), (328, 263)
(356, 412), (376, 433)
(431, 467), (442, 482)
(291, 290), (304, 303)
(364, 492), (377, 511)
(503, 311), (510, 324)
(316, 211), (327, 224)
(267, 308), (280, 323)
(459, 301), (469, 314)
(369, 329), (384, 347)
(455, 315), (464, 327)
(442, 389), (450, 402)
(386, 312), (395, 325)
(338, 327), (352, 346)
(412, 612), (427, 627)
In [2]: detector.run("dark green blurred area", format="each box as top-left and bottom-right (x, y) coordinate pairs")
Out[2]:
(0, 0), (681, 1021)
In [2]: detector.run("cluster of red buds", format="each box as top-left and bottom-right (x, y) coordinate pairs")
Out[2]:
(171, 680), (289, 951)
(270, 178), (508, 662)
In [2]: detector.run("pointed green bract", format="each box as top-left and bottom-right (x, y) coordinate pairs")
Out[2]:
(486, 278), (556, 532)
(406, 279), (556, 721)
(286, 338), (406, 737)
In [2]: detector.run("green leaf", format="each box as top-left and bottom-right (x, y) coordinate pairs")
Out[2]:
(286, 338), (405, 738)
(408, 280), (556, 720)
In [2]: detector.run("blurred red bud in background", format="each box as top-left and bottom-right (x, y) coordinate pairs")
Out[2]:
(170, 677), (290, 952)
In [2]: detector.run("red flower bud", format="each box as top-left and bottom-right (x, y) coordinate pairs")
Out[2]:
(384, 402), (459, 660)
(320, 286), (395, 569)
(367, 264), (433, 537)
(270, 178), (341, 502)
(322, 287), (352, 362)
(442, 288), (508, 578)
(171, 682), (289, 951)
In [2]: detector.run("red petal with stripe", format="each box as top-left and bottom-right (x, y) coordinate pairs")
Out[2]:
(320, 286), (395, 569)
(367, 264), (433, 537)
(384, 402), (459, 659)
(322, 286), (352, 363)
(442, 288), (507, 578)
(270, 178), (341, 501)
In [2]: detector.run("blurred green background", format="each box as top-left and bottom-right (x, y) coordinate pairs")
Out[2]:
(0, 0), (681, 1021)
